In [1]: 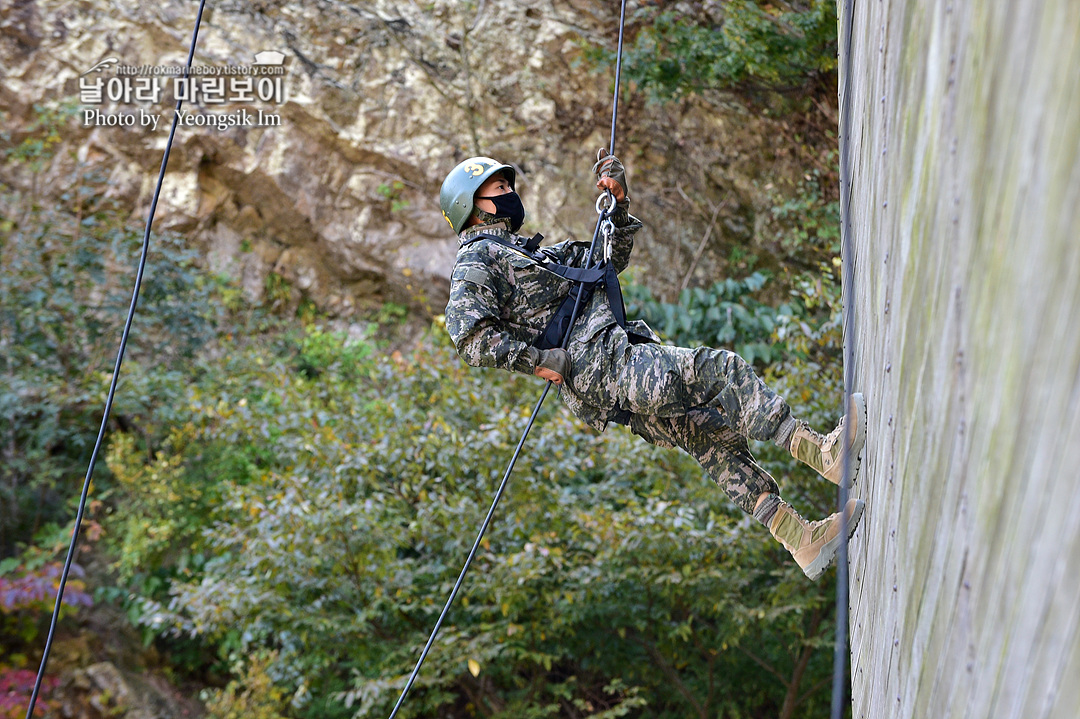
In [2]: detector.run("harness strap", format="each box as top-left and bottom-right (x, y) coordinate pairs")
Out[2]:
(464, 232), (648, 350)
(461, 231), (549, 263)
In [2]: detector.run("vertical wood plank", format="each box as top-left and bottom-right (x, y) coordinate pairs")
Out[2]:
(842, 1), (1080, 717)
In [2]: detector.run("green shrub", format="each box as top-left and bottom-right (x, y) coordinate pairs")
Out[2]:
(105, 321), (840, 718)
(766, 168), (843, 260)
(0, 187), (221, 559)
(586, 1), (838, 103)
(202, 651), (291, 719)
(624, 271), (801, 366)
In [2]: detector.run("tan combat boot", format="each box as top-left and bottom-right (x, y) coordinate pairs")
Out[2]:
(769, 498), (865, 581)
(789, 393), (867, 485)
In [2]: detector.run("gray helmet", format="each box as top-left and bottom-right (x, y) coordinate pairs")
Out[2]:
(440, 157), (516, 234)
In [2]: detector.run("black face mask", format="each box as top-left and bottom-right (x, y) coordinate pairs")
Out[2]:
(476, 191), (526, 232)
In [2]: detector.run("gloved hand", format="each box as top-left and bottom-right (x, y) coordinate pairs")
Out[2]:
(592, 148), (629, 203)
(533, 348), (571, 385)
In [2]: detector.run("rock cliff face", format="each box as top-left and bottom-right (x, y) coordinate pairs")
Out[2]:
(1, 0), (829, 316)
(842, 1), (1080, 717)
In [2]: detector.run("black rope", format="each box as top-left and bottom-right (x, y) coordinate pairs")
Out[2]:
(831, 0), (858, 716)
(22, 2), (209, 716)
(607, 0), (628, 158)
(384, 2), (629, 716)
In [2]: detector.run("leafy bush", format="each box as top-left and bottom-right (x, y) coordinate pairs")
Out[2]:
(624, 271), (802, 366)
(202, 651), (291, 719)
(766, 168), (842, 260)
(0, 669), (58, 718)
(0, 182), (223, 560)
(0, 101), (237, 699)
(100, 319), (841, 718)
(586, 1), (838, 103)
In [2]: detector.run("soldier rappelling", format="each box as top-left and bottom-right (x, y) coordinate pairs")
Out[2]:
(441, 153), (867, 581)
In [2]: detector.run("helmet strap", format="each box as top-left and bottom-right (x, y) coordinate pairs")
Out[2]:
(470, 207), (503, 227)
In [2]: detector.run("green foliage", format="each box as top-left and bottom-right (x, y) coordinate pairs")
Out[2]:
(202, 651), (291, 719)
(377, 180), (411, 213)
(0, 181), (222, 560)
(265, 271), (293, 308)
(767, 166), (842, 258)
(376, 301), (409, 326)
(3, 99), (80, 173)
(105, 323), (377, 588)
(0, 99), (236, 680)
(587, 1), (838, 103)
(625, 271), (806, 367)
(294, 325), (375, 379)
(102, 318), (840, 718)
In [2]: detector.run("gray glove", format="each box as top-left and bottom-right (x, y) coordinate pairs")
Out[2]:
(534, 348), (571, 384)
(592, 148), (629, 203)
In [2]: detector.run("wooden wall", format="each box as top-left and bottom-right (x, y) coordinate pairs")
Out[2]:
(840, 1), (1080, 717)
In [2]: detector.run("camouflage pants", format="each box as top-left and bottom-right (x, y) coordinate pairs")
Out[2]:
(625, 409), (780, 514)
(614, 344), (789, 439)
(566, 339), (789, 514)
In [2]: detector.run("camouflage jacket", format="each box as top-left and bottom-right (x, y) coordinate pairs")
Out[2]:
(444, 208), (660, 430)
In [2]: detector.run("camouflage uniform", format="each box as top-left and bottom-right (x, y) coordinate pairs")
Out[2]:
(444, 209), (789, 514)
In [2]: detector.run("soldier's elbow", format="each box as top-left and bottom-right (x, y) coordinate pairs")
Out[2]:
(453, 339), (486, 368)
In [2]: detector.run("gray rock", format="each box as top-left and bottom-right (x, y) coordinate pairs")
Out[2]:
(1, 0), (819, 315)
(58, 662), (200, 719)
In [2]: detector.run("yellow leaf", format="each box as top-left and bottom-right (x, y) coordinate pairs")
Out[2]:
(467, 659), (480, 677)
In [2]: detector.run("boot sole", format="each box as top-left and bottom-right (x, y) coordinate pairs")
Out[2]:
(803, 499), (865, 581)
(847, 393), (867, 487)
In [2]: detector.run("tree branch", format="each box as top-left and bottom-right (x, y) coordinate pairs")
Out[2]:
(780, 606), (826, 719)
(737, 645), (789, 687)
(628, 630), (707, 719)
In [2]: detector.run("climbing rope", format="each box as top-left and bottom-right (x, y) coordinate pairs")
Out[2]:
(384, 2), (628, 717)
(832, 0), (859, 716)
(22, 2), (209, 717)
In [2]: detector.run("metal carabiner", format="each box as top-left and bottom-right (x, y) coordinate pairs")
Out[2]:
(600, 217), (615, 263)
(595, 190), (617, 218)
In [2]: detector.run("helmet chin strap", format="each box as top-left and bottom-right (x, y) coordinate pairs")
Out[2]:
(471, 207), (503, 226)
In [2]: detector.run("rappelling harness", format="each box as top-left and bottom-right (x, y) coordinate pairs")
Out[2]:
(461, 226), (655, 350)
